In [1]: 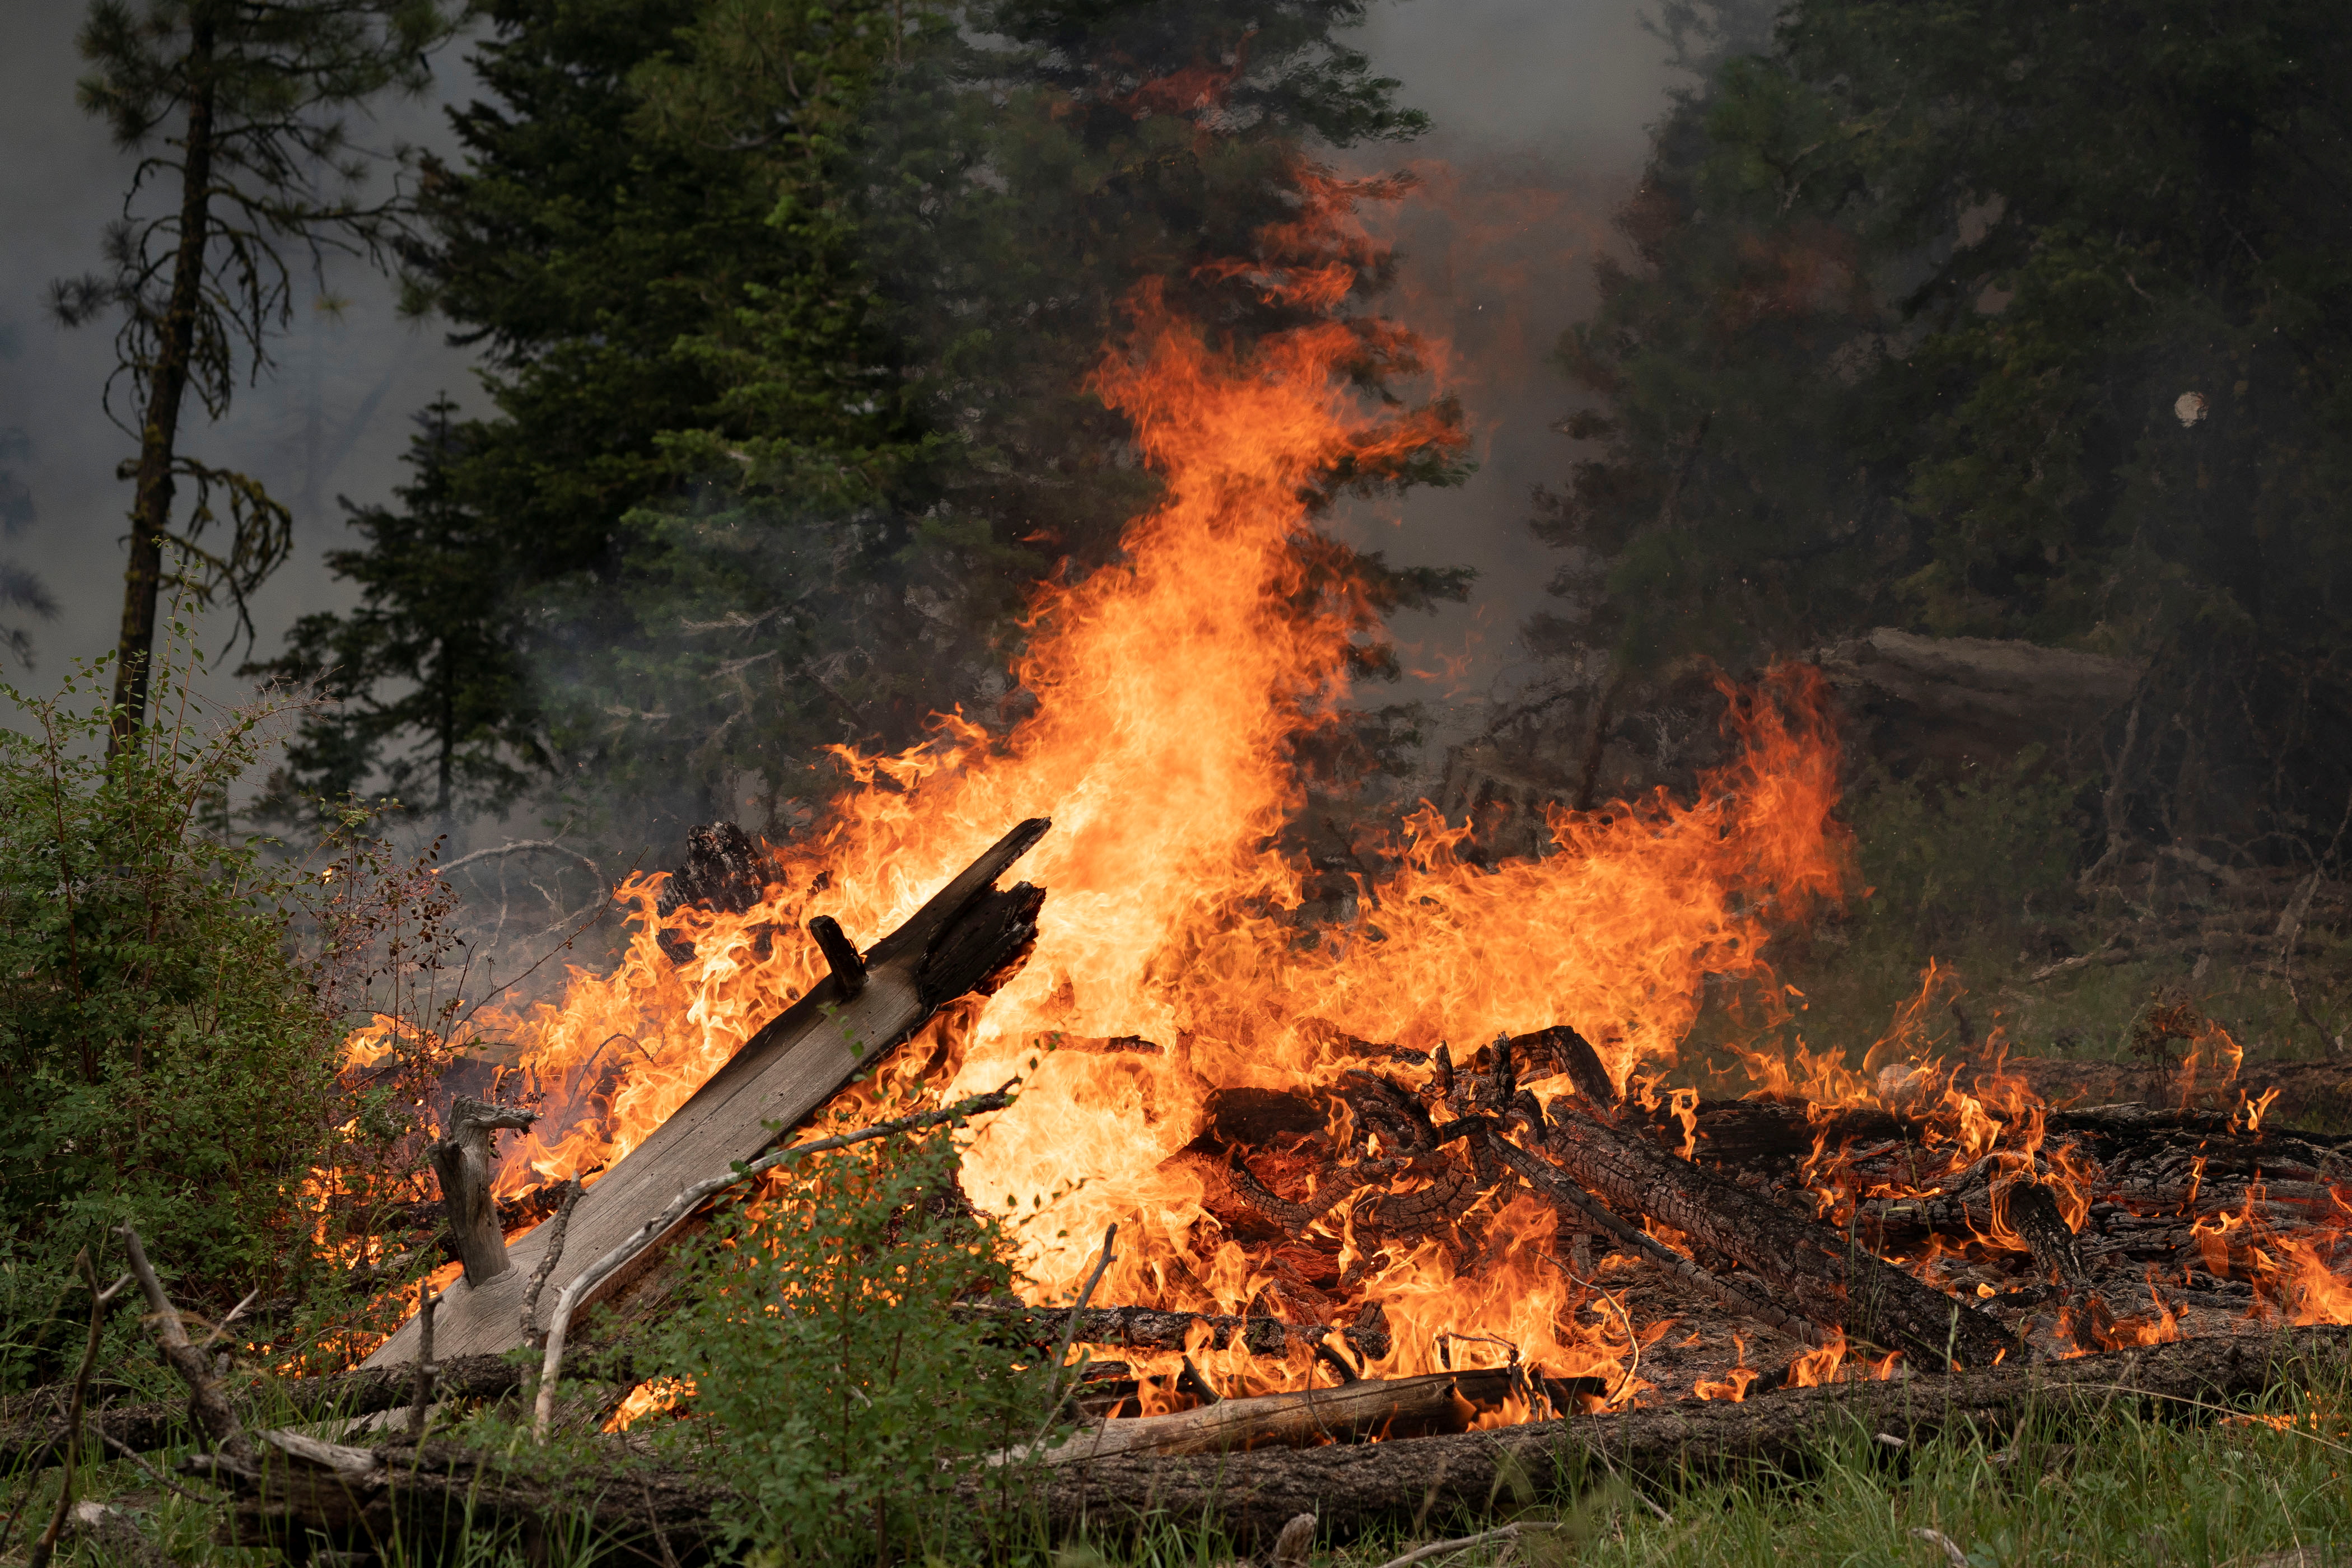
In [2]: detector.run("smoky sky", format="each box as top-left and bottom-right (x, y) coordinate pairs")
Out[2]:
(0, 0), (1679, 732)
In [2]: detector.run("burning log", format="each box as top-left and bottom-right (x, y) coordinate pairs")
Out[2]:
(1533, 1098), (2012, 1369)
(953, 1300), (1392, 1363)
(1030, 1369), (1513, 1464)
(1026, 1324), (2352, 1547)
(364, 817), (1051, 1371)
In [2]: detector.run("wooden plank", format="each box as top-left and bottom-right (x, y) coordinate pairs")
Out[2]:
(363, 819), (1049, 1368)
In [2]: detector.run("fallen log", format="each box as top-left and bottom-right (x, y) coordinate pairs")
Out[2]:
(0, 1354), (543, 1474)
(1030, 1370), (1511, 1464)
(365, 818), (1049, 1370)
(1536, 1099), (2013, 1369)
(1033, 1324), (2352, 1547)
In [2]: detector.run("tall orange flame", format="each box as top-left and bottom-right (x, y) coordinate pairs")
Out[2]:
(375, 171), (1863, 1400)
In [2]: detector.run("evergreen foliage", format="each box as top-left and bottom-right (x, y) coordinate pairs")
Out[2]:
(269, 0), (1464, 843)
(1539, 0), (2352, 673)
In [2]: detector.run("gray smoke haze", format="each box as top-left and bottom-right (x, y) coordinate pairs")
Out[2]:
(0, 0), (1679, 734)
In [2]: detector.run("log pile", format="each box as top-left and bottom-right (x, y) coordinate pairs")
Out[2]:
(29, 816), (2352, 1565)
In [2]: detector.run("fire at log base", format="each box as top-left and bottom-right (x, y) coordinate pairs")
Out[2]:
(363, 818), (1052, 1370)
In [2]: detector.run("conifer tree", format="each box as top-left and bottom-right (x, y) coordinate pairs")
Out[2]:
(53, 0), (458, 752)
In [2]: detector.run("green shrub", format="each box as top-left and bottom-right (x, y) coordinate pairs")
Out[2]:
(0, 654), (391, 1389)
(646, 1130), (1053, 1566)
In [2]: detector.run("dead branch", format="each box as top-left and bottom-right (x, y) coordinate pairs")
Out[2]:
(431, 1096), (540, 1285)
(25, 1253), (132, 1568)
(1029, 1369), (1514, 1464)
(0, 1352), (540, 1475)
(369, 816), (1049, 1374)
(521, 1175), (584, 1346)
(118, 1225), (254, 1469)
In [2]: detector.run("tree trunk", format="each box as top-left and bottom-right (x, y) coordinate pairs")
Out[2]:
(109, 16), (217, 755)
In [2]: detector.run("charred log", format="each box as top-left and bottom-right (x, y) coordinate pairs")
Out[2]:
(1536, 1100), (2013, 1368)
(1028, 1324), (2352, 1547)
(954, 1300), (1392, 1364)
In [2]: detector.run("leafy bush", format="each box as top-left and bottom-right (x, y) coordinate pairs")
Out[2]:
(646, 1129), (1052, 1566)
(0, 654), (394, 1389)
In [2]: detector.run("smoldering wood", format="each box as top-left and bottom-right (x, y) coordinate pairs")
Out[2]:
(1026, 1324), (2352, 1547)
(363, 817), (1050, 1371)
(807, 914), (866, 996)
(1026, 1369), (1514, 1464)
(953, 1300), (1393, 1363)
(1535, 1100), (2013, 1368)
(431, 1097), (540, 1285)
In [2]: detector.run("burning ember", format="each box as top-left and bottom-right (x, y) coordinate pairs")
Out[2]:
(352, 167), (2352, 1425)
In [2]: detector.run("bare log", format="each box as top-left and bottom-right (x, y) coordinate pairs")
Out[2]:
(431, 1097), (539, 1285)
(1029, 1324), (2352, 1546)
(366, 817), (1050, 1371)
(531, 1084), (1021, 1440)
(1536, 1102), (2012, 1369)
(1032, 1370), (1512, 1464)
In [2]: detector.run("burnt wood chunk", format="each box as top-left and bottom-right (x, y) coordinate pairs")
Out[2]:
(807, 914), (866, 997)
(1538, 1100), (2012, 1369)
(655, 822), (783, 963)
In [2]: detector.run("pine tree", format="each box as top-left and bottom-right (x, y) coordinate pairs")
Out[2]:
(53, 0), (460, 750)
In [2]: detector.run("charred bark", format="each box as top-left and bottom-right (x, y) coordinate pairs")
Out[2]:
(1536, 1102), (2013, 1369)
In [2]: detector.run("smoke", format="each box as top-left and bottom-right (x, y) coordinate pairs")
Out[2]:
(1326, 0), (1687, 760)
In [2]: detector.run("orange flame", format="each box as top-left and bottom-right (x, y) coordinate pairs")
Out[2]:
(379, 171), (1863, 1403)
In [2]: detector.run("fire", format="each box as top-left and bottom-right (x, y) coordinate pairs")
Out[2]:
(383, 164), (1863, 1406)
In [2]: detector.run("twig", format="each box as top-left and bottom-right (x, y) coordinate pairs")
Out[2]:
(1912, 1528), (1968, 1568)
(27, 1253), (134, 1568)
(410, 1282), (440, 1438)
(531, 1082), (1019, 1440)
(1029, 1224), (1118, 1449)
(438, 838), (604, 881)
(1371, 1521), (1562, 1568)
(97, 1430), (224, 1504)
(521, 1177), (584, 1346)
(198, 1289), (260, 1352)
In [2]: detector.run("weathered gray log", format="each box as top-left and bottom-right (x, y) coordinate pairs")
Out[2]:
(364, 818), (1050, 1370)
(431, 1098), (541, 1285)
(1538, 1102), (2013, 1369)
(1032, 1370), (1511, 1464)
(1033, 1324), (2352, 1546)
